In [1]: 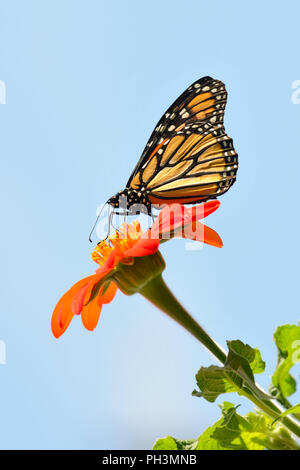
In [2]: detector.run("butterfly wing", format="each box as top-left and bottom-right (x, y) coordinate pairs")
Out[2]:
(127, 76), (238, 204)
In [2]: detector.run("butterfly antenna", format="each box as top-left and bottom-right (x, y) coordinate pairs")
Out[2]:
(110, 211), (120, 233)
(89, 202), (108, 243)
(105, 207), (115, 239)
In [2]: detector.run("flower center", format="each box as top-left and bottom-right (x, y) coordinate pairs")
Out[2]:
(91, 221), (142, 266)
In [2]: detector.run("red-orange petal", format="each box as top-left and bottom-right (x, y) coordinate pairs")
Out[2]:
(95, 248), (121, 274)
(99, 281), (118, 304)
(79, 272), (109, 331)
(51, 270), (111, 338)
(150, 203), (184, 236)
(189, 200), (220, 221)
(51, 275), (96, 338)
(124, 237), (160, 257)
(81, 297), (102, 331)
(81, 281), (117, 331)
(182, 221), (223, 248)
(150, 201), (221, 238)
(71, 283), (90, 315)
(51, 305), (74, 339)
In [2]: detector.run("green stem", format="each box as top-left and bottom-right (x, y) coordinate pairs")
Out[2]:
(140, 274), (227, 365)
(140, 274), (300, 439)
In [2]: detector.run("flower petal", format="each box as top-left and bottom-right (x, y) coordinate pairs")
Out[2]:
(150, 201), (221, 239)
(51, 305), (74, 339)
(81, 297), (102, 331)
(150, 203), (184, 237)
(182, 221), (223, 248)
(71, 283), (90, 315)
(51, 270), (112, 338)
(95, 247), (124, 275)
(80, 274), (114, 331)
(124, 237), (160, 257)
(188, 200), (221, 221)
(99, 281), (118, 304)
(51, 275), (96, 338)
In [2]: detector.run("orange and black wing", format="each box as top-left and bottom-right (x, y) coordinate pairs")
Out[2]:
(127, 76), (238, 204)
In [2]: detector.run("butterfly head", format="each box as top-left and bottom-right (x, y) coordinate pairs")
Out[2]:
(107, 188), (152, 216)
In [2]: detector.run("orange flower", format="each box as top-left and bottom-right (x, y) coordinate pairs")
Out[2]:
(51, 201), (222, 338)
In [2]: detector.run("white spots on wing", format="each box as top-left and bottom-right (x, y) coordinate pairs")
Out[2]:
(168, 124), (175, 131)
(202, 86), (210, 91)
(194, 83), (201, 88)
(179, 107), (190, 119)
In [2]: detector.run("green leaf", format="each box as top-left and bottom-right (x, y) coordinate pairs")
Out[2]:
(195, 418), (228, 450)
(235, 409), (300, 450)
(193, 340), (269, 403)
(193, 365), (242, 403)
(210, 403), (263, 450)
(153, 436), (179, 450)
(270, 324), (300, 403)
(226, 340), (265, 375)
(153, 436), (198, 450)
(272, 403), (300, 423)
(153, 403), (300, 451)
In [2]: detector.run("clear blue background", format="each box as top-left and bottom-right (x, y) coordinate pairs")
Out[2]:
(0, 0), (299, 449)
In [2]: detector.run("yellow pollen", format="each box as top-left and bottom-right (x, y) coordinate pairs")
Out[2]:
(91, 221), (142, 266)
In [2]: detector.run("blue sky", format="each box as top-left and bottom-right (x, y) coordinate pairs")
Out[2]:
(0, 0), (300, 449)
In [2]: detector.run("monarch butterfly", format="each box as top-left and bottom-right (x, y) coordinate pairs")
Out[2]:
(107, 76), (238, 217)
(88, 76), (238, 242)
